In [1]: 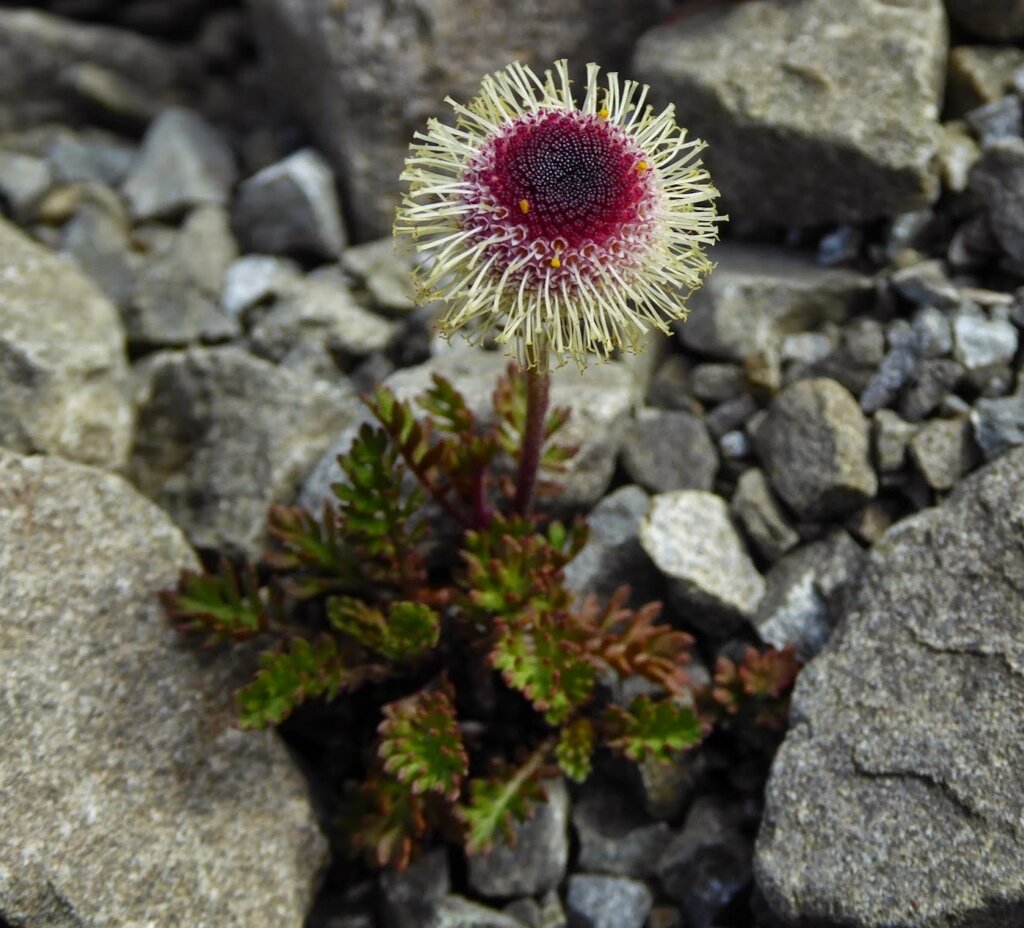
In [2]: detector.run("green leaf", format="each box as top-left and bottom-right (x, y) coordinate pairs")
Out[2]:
(345, 772), (436, 870)
(604, 696), (705, 763)
(419, 374), (475, 438)
(328, 597), (440, 661)
(556, 718), (595, 783)
(161, 558), (273, 644)
(235, 636), (370, 729)
(491, 612), (596, 725)
(459, 756), (546, 854)
(264, 503), (359, 594)
(378, 683), (468, 801)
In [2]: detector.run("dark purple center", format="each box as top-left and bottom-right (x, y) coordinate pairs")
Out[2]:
(480, 111), (649, 248)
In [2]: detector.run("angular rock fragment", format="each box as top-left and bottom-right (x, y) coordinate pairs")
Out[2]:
(756, 448), (1024, 927)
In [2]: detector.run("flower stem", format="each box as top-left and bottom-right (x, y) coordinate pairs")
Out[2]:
(513, 358), (551, 517)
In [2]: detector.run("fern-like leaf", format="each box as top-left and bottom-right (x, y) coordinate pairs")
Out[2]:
(604, 696), (705, 763)
(162, 558), (275, 644)
(235, 636), (374, 729)
(345, 772), (437, 870)
(378, 682), (468, 801)
(332, 422), (427, 593)
(328, 597), (440, 662)
(709, 645), (800, 730)
(556, 718), (596, 783)
(586, 588), (694, 695)
(490, 611), (596, 725)
(459, 751), (548, 854)
(264, 503), (359, 596)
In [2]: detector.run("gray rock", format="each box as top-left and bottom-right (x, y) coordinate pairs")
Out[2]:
(946, 0), (1024, 40)
(656, 795), (752, 928)
(632, 0), (946, 227)
(58, 60), (164, 131)
(342, 236), (418, 313)
(676, 243), (871, 361)
(952, 308), (1019, 371)
(248, 269), (397, 372)
(59, 191), (138, 309)
(123, 107), (237, 221)
(621, 408), (718, 495)
(247, 0), (667, 239)
(45, 131), (136, 187)
(221, 253), (304, 319)
(467, 779), (569, 898)
(572, 786), (670, 879)
(873, 409), (918, 473)
(756, 448), (1024, 927)
(645, 354), (692, 412)
(753, 530), (867, 661)
(719, 429), (752, 460)
(731, 467), (800, 563)
(0, 215), (132, 468)
(908, 416), (980, 491)
(639, 490), (765, 635)
(634, 750), (705, 822)
(754, 378), (878, 520)
(781, 332), (834, 367)
(689, 363), (746, 404)
(563, 485), (660, 605)
(233, 148), (346, 259)
(379, 847), (450, 928)
(890, 259), (960, 310)
(898, 357), (964, 422)
(938, 120), (981, 192)
(912, 305), (953, 359)
(127, 206), (240, 346)
(971, 395), (1024, 460)
(816, 225), (862, 267)
(0, 150), (52, 220)
(0, 450), (326, 927)
(969, 137), (1024, 269)
(428, 897), (525, 928)
(131, 346), (358, 557)
(303, 348), (640, 514)
(0, 8), (180, 132)
(565, 875), (652, 928)
(946, 46), (1024, 117)
(704, 394), (758, 440)
(966, 95), (1024, 146)
(859, 326), (921, 415)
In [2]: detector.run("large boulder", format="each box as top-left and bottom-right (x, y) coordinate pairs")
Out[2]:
(756, 448), (1024, 926)
(633, 0), (947, 228)
(245, 0), (669, 239)
(0, 450), (327, 927)
(0, 216), (133, 469)
(0, 8), (181, 131)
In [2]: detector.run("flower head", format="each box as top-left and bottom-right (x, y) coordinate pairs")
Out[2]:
(395, 59), (722, 372)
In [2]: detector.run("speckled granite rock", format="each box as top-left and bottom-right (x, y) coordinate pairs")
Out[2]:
(756, 448), (1024, 927)
(633, 0), (946, 227)
(0, 450), (326, 928)
(0, 216), (133, 469)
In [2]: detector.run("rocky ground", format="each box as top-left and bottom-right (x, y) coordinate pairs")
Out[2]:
(2, 0), (1024, 926)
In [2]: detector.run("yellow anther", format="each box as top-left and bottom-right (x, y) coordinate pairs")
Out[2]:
(550, 256), (562, 269)
(598, 107), (610, 119)
(636, 160), (649, 173)
(519, 198), (530, 215)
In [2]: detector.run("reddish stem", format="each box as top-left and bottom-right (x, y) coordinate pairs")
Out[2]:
(513, 362), (551, 517)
